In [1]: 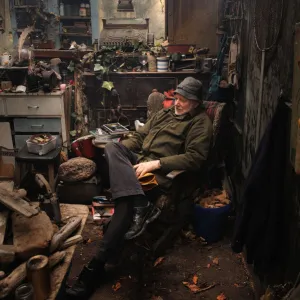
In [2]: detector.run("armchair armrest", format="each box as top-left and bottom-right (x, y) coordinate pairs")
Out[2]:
(166, 170), (186, 180)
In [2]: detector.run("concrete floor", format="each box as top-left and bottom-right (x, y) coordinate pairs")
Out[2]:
(67, 215), (255, 300)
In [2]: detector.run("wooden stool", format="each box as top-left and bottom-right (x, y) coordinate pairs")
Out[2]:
(15, 141), (62, 191)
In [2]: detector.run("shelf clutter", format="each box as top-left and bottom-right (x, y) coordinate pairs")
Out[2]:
(59, 1), (92, 48)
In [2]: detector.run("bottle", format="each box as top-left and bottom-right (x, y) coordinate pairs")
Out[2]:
(85, 3), (91, 17)
(79, 3), (86, 17)
(93, 39), (98, 52)
(59, 2), (64, 16)
(147, 52), (157, 72)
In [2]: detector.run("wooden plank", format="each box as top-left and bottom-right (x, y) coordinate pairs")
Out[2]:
(0, 188), (39, 217)
(0, 181), (14, 192)
(0, 212), (9, 245)
(0, 245), (15, 264)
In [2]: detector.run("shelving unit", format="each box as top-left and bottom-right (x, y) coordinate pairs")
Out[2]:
(12, 0), (46, 45)
(59, 0), (92, 49)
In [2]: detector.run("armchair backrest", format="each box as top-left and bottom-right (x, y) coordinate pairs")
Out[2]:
(203, 100), (231, 165)
(203, 101), (226, 146)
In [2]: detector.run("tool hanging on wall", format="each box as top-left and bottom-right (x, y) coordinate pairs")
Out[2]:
(254, 0), (284, 150)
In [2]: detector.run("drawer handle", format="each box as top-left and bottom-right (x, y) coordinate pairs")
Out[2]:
(27, 105), (39, 109)
(31, 124), (44, 128)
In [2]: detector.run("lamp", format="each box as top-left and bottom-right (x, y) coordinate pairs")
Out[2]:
(117, 0), (134, 12)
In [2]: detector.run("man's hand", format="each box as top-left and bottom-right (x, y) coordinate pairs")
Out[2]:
(133, 160), (161, 178)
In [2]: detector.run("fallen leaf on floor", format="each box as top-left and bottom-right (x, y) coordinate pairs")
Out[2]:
(212, 258), (219, 265)
(182, 230), (197, 240)
(207, 263), (211, 268)
(154, 257), (165, 267)
(217, 292), (227, 300)
(83, 238), (92, 244)
(112, 282), (121, 292)
(151, 296), (163, 300)
(234, 283), (242, 288)
(192, 275), (198, 284)
(182, 282), (202, 293)
(183, 282), (216, 294)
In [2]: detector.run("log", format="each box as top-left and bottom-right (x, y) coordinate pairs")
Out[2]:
(0, 211), (9, 245)
(59, 235), (83, 250)
(0, 251), (66, 299)
(50, 216), (82, 253)
(12, 211), (54, 260)
(0, 187), (39, 217)
(0, 245), (15, 264)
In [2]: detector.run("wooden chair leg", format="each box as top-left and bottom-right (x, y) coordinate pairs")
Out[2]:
(14, 162), (21, 188)
(48, 164), (55, 192)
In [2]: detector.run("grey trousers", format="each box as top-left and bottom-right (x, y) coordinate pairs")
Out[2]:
(104, 142), (144, 199)
(94, 142), (144, 262)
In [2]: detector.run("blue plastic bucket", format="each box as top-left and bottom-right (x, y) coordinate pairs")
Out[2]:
(193, 203), (231, 243)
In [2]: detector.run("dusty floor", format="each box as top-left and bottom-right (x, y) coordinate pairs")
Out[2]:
(67, 215), (255, 300)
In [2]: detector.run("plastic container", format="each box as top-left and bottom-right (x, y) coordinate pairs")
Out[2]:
(193, 203), (231, 243)
(26, 136), (57, 156)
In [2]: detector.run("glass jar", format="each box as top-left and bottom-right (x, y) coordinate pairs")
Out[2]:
(79, 3), (86, 17)
(59, 2), (64, 16)
(15, 283), (34, 300)
(147, 52), (157, 72)
(85, 4), (91, 17)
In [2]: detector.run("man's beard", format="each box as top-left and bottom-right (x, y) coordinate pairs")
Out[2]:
(175, 107), (185, 115)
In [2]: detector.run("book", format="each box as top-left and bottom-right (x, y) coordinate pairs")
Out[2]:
(101, 123), (129, 136)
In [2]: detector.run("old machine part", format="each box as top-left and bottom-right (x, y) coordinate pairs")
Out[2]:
(35, 173), (61, 224)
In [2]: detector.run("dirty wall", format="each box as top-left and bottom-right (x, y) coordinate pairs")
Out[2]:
(98, 0), (166, 41)
(238, 0), (300, 283)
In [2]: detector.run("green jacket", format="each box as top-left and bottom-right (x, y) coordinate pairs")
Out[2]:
(121, 105), (213, 188)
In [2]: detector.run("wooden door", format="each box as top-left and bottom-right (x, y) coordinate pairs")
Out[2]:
(167, 0), (220, 54)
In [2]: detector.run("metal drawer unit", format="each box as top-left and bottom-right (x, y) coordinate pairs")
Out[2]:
(14, 118), (61, 133)
(0, 90), (70, 150)
(5, 96), (62, 116)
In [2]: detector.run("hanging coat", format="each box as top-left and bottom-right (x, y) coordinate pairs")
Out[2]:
(232, 100), (289, 277)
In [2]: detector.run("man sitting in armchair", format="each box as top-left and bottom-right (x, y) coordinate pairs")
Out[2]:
(66, 77), (213, 299)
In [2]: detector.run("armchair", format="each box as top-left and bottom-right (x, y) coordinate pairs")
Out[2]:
(133, 100), (231, 256)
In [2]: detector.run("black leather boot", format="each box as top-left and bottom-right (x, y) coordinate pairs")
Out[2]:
(66, 258), (105, 299)
(124, 202), (161, 240)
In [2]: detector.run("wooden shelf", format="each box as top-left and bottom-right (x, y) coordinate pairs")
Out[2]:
(16, 29), (42, 33)
(14, 5), (38, 8)
(59, 16), (91, 21)
(59, 33), (91, 37)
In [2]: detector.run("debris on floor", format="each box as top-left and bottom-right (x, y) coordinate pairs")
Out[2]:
(67, 216), (255, 300)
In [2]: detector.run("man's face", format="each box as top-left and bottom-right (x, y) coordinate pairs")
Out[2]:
(174, 93), (199, 115)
